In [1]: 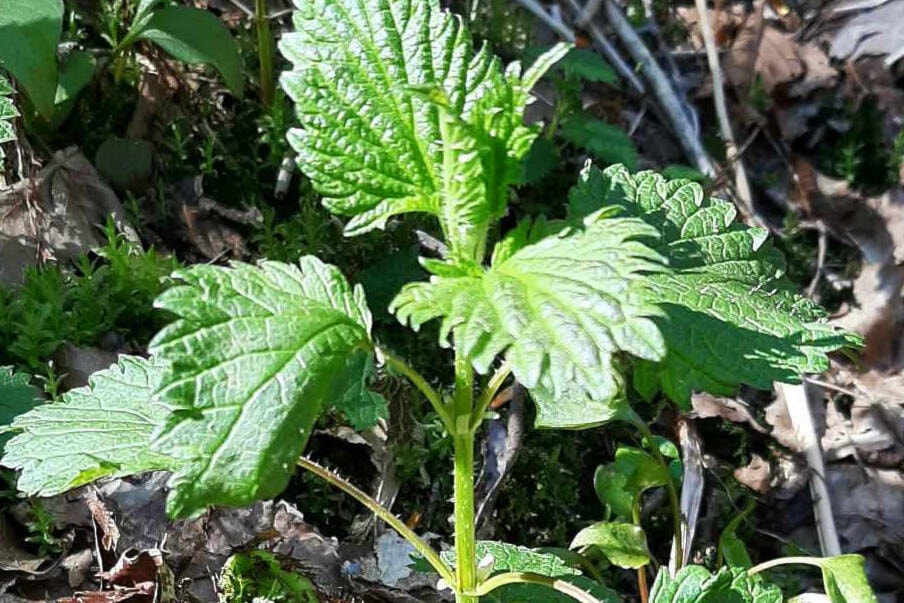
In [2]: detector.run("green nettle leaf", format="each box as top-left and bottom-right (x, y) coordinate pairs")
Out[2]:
(131, 6), (244, 97)
(0, 366), (41, 449)
(560, 114), (638, 169)
(1, 356), (174, 496)
(482, 577), (621, 603)
(279, 0), (568, 259)
(571, 163), (860, 406)
(332, 354), (388, 430)
(0, 75), (18, 159)
(149, 257), (374, 517)
(391, 216), (666, 426)
(570, 521), (651, 569)
(0, 0), (63, 118)
(558, 48), (617, 84)
(431, 541), (621, 603)
(447, 541), (581, 577)
(650, 566), (782, 603)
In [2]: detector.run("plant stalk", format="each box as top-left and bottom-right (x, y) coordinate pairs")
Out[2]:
(748, 556), (826, 576)
(637, 423), (684, 568)
(296, 456), (456, 586)
(475, 572), (600, 603)
(453, 353), (478, 603)
(470, 363), (511, 431)
(381, 347), (454, 433)
(255, 0), (275, 108)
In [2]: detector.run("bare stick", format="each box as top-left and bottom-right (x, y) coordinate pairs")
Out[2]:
(563, 0), (646, 96)
(514, 0), (646, 96)
(776, 382), (842, 556)
(692, 0), (756, 219)
(601, 0), (715, 176)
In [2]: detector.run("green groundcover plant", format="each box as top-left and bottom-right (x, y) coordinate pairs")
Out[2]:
(0, 0), (877, 601)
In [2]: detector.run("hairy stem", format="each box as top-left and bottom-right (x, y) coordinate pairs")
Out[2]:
(380, 347), (454, 433)
(470, 363), (511, 431)
(255, 0), (274, 108)
(296, 456), (456, 586)
(475, 572), (600, 603)
(453, 353), (478, 603)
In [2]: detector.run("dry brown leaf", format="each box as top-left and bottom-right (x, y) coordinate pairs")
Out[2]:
(733, 454), (771, 493)
(85, 488), (120, 553)
(789, 43), (838, 97)
(827, 465), (904, 551)
(691, 392), (769, 432)
(0, 148), (139, 285)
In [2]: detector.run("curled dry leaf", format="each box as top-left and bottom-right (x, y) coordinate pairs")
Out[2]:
(733, 453), (772, 494)
(830, 0), (904, 67)
(691, 392), (769, 433)
(0, 148), (139, 285)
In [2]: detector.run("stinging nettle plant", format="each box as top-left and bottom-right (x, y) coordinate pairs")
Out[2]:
(1, 0), (876, 601)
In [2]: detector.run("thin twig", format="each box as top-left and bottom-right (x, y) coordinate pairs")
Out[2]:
(692, 0), (757, 220)
(806, 224), (827, 298)
(563, 0), (646, 96)
(513, 0), (575, 41)
(776, 383), (842, 556)
(513, 0), (646, 96)
(601, 0), (715, 176)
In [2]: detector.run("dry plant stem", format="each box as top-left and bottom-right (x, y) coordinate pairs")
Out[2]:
(564, 0), (646, 96)
(671, 419), (703, 573)
(296, 456), (456, 586)
(513, 0), (646, 96)
(692, 0), (756, 220)
(602, 0), (715, 177)
(475, 572), (602, 603)
(777, 382), (842, 556)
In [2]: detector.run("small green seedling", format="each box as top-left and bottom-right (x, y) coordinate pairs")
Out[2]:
(0, 1), (875, 601)
(0, 0), (243, 121)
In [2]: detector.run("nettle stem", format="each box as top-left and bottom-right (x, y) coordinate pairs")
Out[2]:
(254, 0), (274, 108)
(453, 353), (479, 603)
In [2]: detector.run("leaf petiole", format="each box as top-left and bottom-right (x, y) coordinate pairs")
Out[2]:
(379, 347), (454, 433)
(295, 456), (456, 587)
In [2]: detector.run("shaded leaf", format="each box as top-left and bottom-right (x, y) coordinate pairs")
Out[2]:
(133, 6), (243, 97)
(1, 356), (173, 496)
(483, 576), (620, 603)
(149, 257), (373, 517)
(560, 114), (638, 169)
(54, 50), (95, 105)
(0, 0), (62, 117)
(0, 367), (41, 449)
(818, 555), (878, 603)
